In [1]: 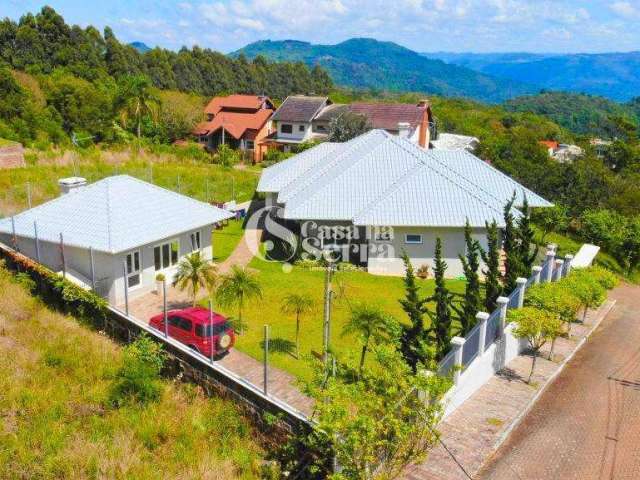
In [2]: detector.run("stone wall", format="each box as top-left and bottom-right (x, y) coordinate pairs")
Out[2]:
(0, 143), (25, 169)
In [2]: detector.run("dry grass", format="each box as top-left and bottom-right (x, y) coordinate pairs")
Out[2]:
(0, 266), (264, 480)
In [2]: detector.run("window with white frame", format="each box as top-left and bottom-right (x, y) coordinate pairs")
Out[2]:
(125, 250), (141, 288)
(154, 240), (179, 271)
(190, 231), (201, 252)
(280, 123), (293, 134)
(404, 234), (423, 244)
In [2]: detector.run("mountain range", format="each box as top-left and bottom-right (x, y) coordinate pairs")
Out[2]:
(423, 51), (640, 102)
(233, 38), (640, 103)
(232, 39), (536, 103)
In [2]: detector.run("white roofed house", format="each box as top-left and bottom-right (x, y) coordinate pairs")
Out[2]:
(258, 130), (551, 277)
(0, 176), (233, 305)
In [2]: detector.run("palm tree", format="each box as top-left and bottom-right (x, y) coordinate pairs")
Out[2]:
(281, 293), (314, 359)
(172, 252), (218, 307)
(216, 265), (262, 334)
(117, 75), (159, 139)
(342, 303), (399, 376)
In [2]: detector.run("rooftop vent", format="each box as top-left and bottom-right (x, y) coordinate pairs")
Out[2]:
(58, 176), (87, 195)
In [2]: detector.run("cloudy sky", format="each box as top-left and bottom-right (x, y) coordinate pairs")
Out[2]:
(2, 0), (640, 54)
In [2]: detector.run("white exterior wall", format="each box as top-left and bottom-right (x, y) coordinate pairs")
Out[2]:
(443, 323), (527, 417)
(275, 121), (312, 142)
(1, 225), (215, 309)
(367, 226), (488, 278)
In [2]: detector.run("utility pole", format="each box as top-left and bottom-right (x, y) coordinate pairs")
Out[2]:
(322, 262), (335, 366)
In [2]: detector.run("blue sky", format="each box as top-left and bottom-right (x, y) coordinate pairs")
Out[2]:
(2, 0), (639, 54)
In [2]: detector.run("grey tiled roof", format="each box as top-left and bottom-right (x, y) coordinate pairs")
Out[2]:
(0, 175), (234, 253)
(271, 96), (329, 122)
(258, 130), (552, 227)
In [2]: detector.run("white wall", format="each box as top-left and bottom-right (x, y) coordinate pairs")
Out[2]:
(367, 226), (488, 278)
(442, 323), (527, 417)
(1, 225), (215, 308)
(275, 121), (312, 142)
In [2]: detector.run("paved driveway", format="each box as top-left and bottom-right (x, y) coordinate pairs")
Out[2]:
(478, 283), (640, 480)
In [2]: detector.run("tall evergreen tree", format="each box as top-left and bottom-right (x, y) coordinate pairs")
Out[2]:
(457, 221), (481, 335)
(517, 195), (538, 272)
(398, 252), (431, 372)
(503, 193), (522, 292)
(481, 220), (502, 312)
(430, 238), (453, 357)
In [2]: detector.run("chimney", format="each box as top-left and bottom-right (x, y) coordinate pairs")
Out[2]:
(397, 122), (411, 139)
(417, 100), (431, 149)
(58, 177), (87, 195)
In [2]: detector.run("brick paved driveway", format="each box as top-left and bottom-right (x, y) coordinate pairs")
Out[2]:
(478, 283), (640, 480)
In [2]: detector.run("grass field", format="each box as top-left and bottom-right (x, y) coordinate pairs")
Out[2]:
(0, 147), (259, 216)
(533, 226), (640, 283)
(210, 258), (467, 382)
(212, 219), (245, 262)
(0, 265), (264, 479)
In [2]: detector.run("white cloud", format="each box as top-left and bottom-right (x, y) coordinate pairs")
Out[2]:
(236, 17), (265, 31)
(610, 1), (640, 18)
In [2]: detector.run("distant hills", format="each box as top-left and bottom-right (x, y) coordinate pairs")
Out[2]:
(423, 51), (640, 102)
(129, 41), (151, 53)
(232, 38), (537, 103)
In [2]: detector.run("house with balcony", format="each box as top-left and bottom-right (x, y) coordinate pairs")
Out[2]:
(261, 95), (434, 153)
(193, 94), (275, 162)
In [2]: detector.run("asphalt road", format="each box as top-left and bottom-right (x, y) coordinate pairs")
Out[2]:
(478, 283), (640, 480)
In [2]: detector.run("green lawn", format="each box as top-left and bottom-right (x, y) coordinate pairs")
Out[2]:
(212, 219), (245, 262)
(211, 258), (467, 382)
(0, 150), (259, 216)
(533, 226), (639, 282)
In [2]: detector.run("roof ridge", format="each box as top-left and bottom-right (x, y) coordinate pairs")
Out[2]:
(385, 135), (504, 216)
(280, 130), (389, 204)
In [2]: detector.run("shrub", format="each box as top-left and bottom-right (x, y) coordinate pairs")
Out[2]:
(525, 282), (580, 334)
(576, 266), (619, 290)
(564, 274), (606, 322)
(109, 335), (165, 407)
(416, 264), (430, 279)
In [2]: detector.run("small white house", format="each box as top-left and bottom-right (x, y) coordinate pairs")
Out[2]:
(0, 175), (233, 305)
(258, 130), (552, 277)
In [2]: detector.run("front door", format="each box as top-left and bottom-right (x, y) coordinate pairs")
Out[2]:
(125, 250), (141, 289)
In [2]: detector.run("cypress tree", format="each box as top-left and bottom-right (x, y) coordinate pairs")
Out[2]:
(481, 220), (502, 312)
(517, 195), (538, 272)
(431, 238), (453, 357)
(398, 252), (431, 372)
(503, 193), (522, 293)
(457, 221), (481, 335)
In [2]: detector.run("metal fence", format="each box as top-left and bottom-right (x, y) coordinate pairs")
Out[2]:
(438, 348), (457, 376)
(507, 287), (520, 309)
(462, 323), (482, 367)
(484, 308), (502, 349)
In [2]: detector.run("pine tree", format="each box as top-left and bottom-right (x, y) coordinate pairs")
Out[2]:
(503, 193), (522, 293)
(398, 252), (431, 372)
(430, 238), (453, 357)
(481, 220), (502, 312)
(457, 221), (481, 335)
(517, 195), (538, 272)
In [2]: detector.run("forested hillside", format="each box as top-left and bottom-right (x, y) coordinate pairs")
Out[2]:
(424, 51), (640, 102)
(504, 92), (640, 138)
(0, 7), (332, 145)
(233, 38), (536, 103)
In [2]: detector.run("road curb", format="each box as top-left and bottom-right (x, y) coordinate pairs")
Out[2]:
(487, 299), (617, 461)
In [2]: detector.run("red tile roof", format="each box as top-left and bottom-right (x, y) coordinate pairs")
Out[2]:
(193, 109), (273, 139)
(347, 102), (430, 131)
(539, 140), (559, 150)
(204, 94), (273, 115)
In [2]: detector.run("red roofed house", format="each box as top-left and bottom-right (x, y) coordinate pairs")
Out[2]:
(193, 94), (275, 162)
